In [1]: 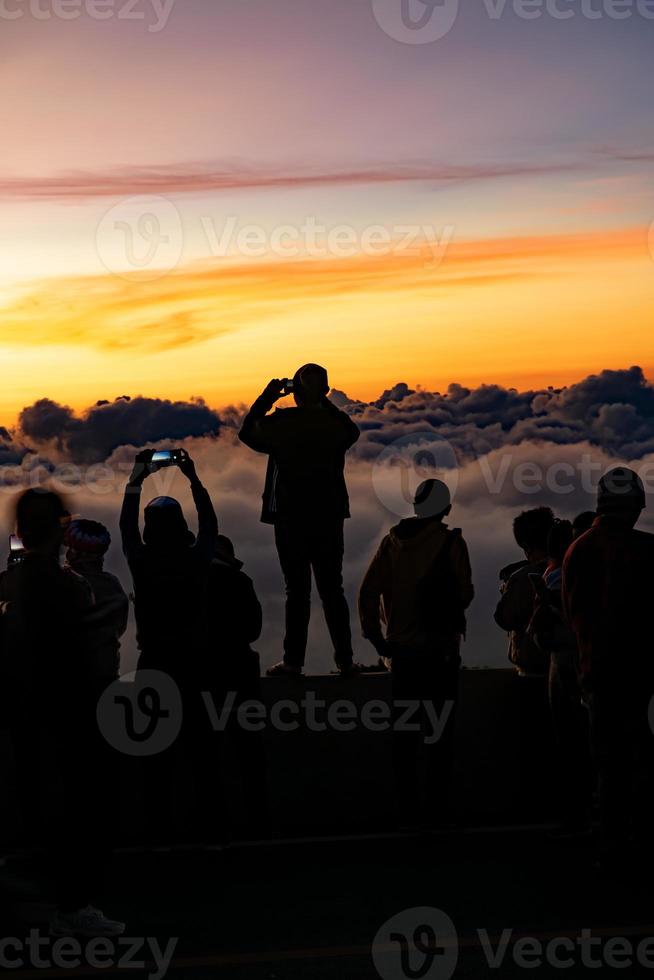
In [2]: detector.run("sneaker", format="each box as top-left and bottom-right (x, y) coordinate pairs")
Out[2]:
(333, 662), (362, 676)
(50, 906), (126, 938)
(266, 661), (303, 677)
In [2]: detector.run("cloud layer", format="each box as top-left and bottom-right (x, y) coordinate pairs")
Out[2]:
(1, 227), (643, 355)
(2, 366), (654, 673)
(2, 145), (652, 201)
(340, 366), (654, 463)
(14, 395), (221, 465)
(0, 160), (586, 201)
(3, 365), (654, 469)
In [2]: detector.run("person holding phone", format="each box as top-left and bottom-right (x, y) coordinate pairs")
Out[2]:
(120, 447), (218, 681)
(239, 364), (360, 676)
(7, 533), (26, 567)
(119, 448), (219, 841)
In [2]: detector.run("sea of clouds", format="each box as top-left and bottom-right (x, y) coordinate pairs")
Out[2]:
(2, 365), (654, 673)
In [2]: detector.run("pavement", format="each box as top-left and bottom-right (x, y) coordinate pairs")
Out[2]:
(2, 828), (654, 978)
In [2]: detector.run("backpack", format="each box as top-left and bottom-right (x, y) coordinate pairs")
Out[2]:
(417, 529), (467, 637)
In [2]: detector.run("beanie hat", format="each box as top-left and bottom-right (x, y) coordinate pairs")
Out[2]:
(143, 496), (192, 546)
(293, 364), (329, 401)
(64, 518), (111, 556)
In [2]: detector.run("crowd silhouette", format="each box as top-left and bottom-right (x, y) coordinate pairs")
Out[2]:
(1, 362), (653, 937)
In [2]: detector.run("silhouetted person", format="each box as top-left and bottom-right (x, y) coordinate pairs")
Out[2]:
(120, 448), (218, 683)
(359, 479), (473, 828)
(495, 506), (555, 677)
(208, 534), (263, 693)
(64, 519), (129, 688)
(0, 489), (124, 937)
(239, 364), (360, 676)
(204, 535), (269, 838)
(528, 519), (593, 836)
(572, 510), (596, 539)
(563, 468), (654, 873)
(120, 449), (218, 842)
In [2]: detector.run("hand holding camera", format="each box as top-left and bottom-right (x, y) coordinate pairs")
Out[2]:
(150, 448), (185, 470)
(176, 449), (198, 482)
(263, 377), (294, 403)
(129, 448), (192, 486)
(8, 534), (26, 568)
(128, 449), (155, 486)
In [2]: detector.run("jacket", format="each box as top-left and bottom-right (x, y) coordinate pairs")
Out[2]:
(239, 395), (360, 524)
(359, 518), (474, 649)
(562, 515), (654, 691)
(0, 554), (94, 722)
(71, 565), (129, 686)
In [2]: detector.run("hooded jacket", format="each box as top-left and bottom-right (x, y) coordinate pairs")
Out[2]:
(359, 518), (474, 649)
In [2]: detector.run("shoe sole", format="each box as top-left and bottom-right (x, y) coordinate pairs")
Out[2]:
(50, 926), (126, 939)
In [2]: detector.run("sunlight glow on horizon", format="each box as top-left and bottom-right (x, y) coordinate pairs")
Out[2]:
(1, 2), (653, 423)
(0, 224), (652, 422)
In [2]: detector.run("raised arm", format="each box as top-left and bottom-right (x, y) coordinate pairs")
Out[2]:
(120, 450), (152, 561)
(178, 450), (218, 559)
(239, 379), (286, 453)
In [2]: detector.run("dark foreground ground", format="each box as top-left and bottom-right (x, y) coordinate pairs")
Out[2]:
(2, 827), (654, 979)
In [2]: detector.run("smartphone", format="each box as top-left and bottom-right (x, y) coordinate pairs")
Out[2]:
(151, 449), (184, 468)
(282, 379), (294, 395)
(8, 534), (26, 567)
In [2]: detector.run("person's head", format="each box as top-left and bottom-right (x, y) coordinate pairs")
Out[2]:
(413, 478), (452, 520)
(292, 363), (329, 407)
(214, 534), (243, 568)
(547, 518), (573, 566)
(513, 506), (555, 562)
(64, 519), (111, 570)
(143, 496), (194, 551)
(596, 467), (645, 528)
(572, 510), (596, 539)
(215, 534), (235, 560)
(15, 488), (69, 556)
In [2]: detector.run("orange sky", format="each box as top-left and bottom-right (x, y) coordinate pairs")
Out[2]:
(0, 224), (652, 419)
(1, 6), (653, 422)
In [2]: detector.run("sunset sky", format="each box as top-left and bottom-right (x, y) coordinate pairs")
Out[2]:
(1, 0), (653, 419)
